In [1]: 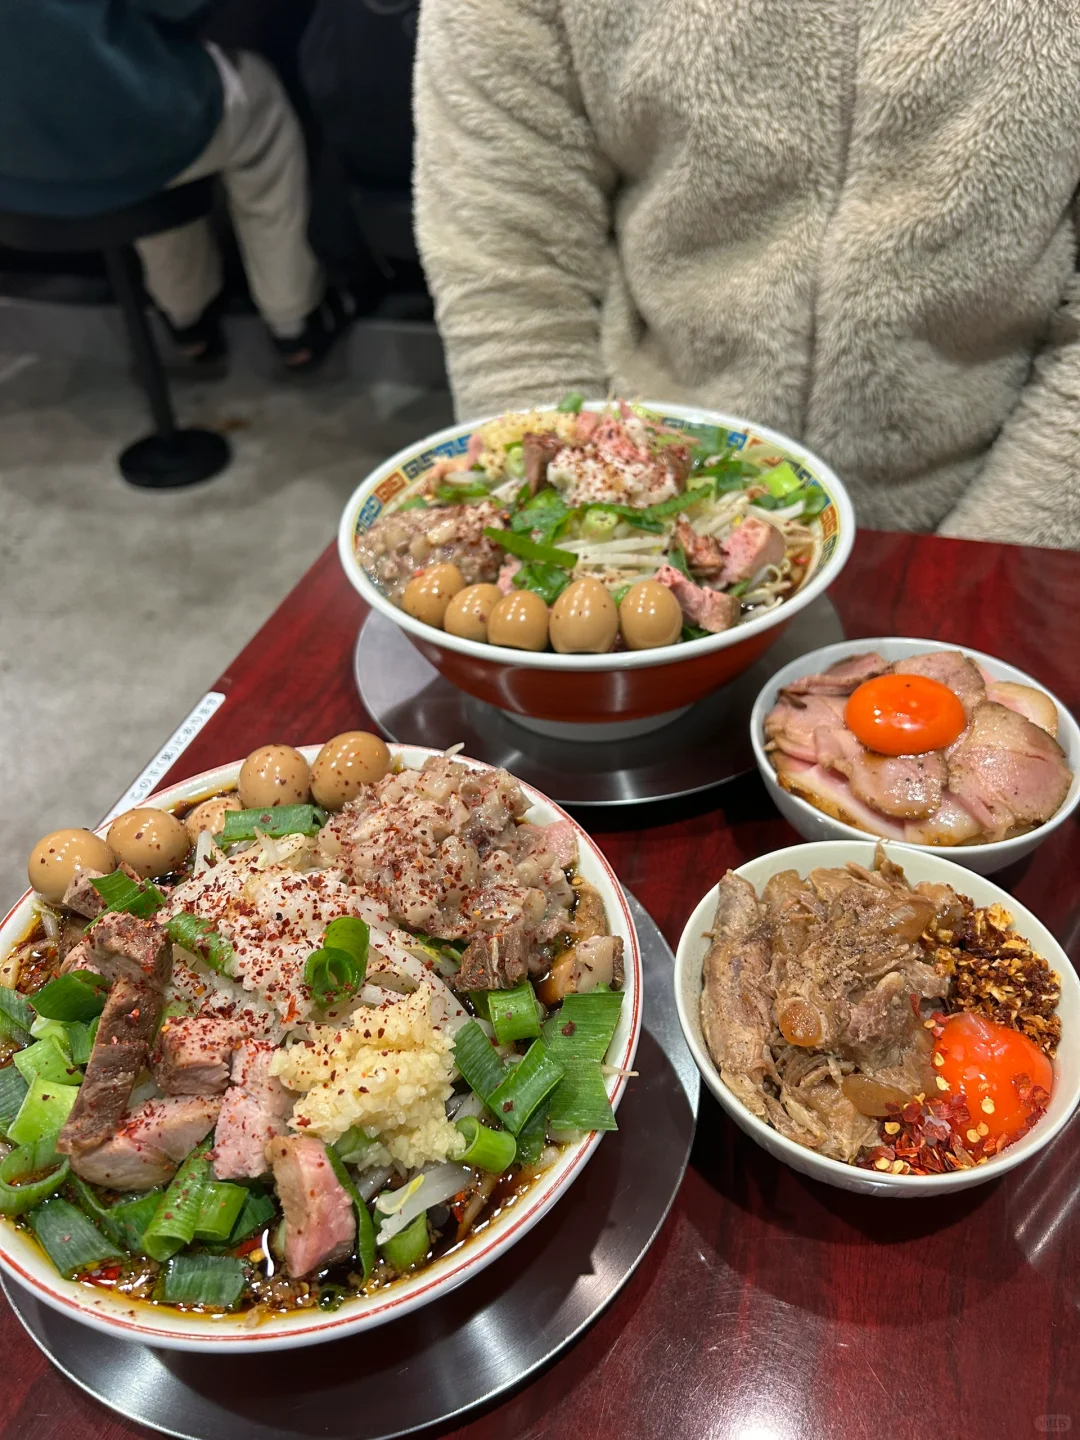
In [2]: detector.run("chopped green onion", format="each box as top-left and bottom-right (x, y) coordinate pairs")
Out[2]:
(0, 1067), (29, 1138)
(333, 1126), (376, 1165)
(303, 915), (371, 1007)
(504, 443), (525, 481)
(219, 804), (327, 844)
(800, 486), (829, 518)
(547, 1062), (618, 1133)
(141, 1140), (212, 1261)
(488, 1041), (563, 1135)
(434, 478), (491, 502)
(637, 486), (712, 523)
(29, 1015), (71, 1049)
(71, 1178), (165, 1251)
(0, 986), (35, 1043)
(379, 1210), (429, 1271)
(513, 561), (572, 605)
(542, 991), (625, 1064)
(510, 488), (570, 544)
(163, 1253), (247, 1310)
(8, 1076), (79, 1145)
(514, 1104), (548, 1168)
(454, 1117), (516, 1174)
(749, 492), (783, 511)
(226, 1186), (276, 1247)
(30, 971), (109, 1023)
(729, 579), (751, 598)
(556, 391), (585, 413)
(326, 1146), (376, 1281)
(452, 1020), (507, 1103)
(0, 1133), (70, 1214)
(483, 527), (577, 569)
(580, 502), (663, 535)
(763, 461), (804, 498)
(397, 495), (428, 512)
(89, 870), (166, 918)
(165, 913), (234, 976)
(194, 1182), (248, 1243)
(681, 624), (710, 643)
(318, 1284), (349, 1311)
(14, 1037), (81, 1088)
(487, 981), (542, 1046)
(611, 584), (632, 608)
(668, 543), (691, 579)
(28, 1196), (122, 1277)
(580, 507), (620, 542)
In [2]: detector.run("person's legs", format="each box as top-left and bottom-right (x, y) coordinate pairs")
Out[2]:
(136, 211), (222, 335)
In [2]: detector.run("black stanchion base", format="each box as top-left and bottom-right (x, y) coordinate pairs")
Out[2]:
(118, 428), (231, 490)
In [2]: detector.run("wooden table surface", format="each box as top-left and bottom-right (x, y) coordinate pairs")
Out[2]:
(4, 530), (1078, 1440)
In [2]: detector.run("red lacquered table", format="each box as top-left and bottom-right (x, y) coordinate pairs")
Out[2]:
(4, 531), (1078, 1440)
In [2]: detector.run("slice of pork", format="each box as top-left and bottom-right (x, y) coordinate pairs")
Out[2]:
(57, 976), (162, 1156)
(212, 1041), (294, 1180)
(780, 652), (890, 697)
(892, 650), (986, 717)
(71, 1096), (221, 1190)
(946, 701), (1072, 841)
(522, 432), (562, 495)
(984, 680), (1059, 737)
(763, 693), (848, 764)
(85, 912), (171, 988)
(717, 514), (785, 585)
(153, 1016), (242, 1095)
(654, 565), (739, 633)
(269, 1135), (356, 1277)
(771, 753), (907, 840)
(61, 868), (110, 920)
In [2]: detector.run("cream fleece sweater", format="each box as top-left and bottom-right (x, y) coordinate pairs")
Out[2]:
(414, 0), (1080, 548)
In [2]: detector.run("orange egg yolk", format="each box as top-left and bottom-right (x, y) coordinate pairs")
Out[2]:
(933, 1013), (1053, 1144)
(844, 673), (966, 755)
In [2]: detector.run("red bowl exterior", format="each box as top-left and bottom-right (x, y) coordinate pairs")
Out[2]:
(407, 620), (792, 721)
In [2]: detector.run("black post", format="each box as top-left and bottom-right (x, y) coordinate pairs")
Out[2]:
(102, 243), (176, 439)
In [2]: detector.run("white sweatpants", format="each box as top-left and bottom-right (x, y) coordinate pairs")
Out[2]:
(137, 50), (323, 338)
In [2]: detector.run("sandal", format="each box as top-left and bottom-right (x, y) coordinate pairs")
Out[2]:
(272, 286), (357, 374)
(158, 297), (227, 367)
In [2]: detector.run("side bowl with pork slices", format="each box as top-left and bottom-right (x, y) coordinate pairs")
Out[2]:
(0, 744), (640, 1351)
(674, 839), (1080, 1196)
(750, 638), (1080, 874)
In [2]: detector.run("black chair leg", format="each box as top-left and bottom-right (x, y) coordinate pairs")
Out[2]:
(103, 243), (231, 489)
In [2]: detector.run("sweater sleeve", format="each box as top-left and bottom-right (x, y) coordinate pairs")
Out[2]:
(413, 0), (614, 421)
(938, 283), (1080, 551)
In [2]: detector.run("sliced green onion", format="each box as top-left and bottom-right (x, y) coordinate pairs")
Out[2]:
(29, 1016), (72, 1050)
(729, 579), (751, 598)
(556, 391), (584, 413)
(454, 1117), (516, 1174)
(800, 486), (829, 518)
(8, 1076), (80, 1145)
(452, 1020), (506, 1104)
(581, 502), (663, 535)
(580, 507), (620, 541)
(304, 948), (360, 1007)
(89, 870), (166, 918)
(488, 1041), (563, 1136)
(0, 1133), (69, 1214)
(682, 623), (710, 642)
(406, 932), (464, 966)
(763, 461), (803, 498)
(194, 1182), (248, 1243)
(71, 1177), (165, 1251)
(219, 804), (326, 844)
(165, 913), (234, 976)
(333, 1126), (376, 1165)
(434, 479), (491, 502)
(513, 560), (573, 606)
(226, 1186), (276, 1247)
(483, 527), (577, 569)
(487, 981), (542, 1045)
(514, 1104), (548, 1168)
(547, 1062), (617, 1133)
(318, 1283), (349, 1310)
(30, 971), (109, 1023)
(511, 487), (570, 544)
(141, 1140), (212, 1261)
(637, 486), (712, 523)
(668, 543), (691, 579)
(542, 990), (625, 1064)
(163, 1253), (247, 1310)
(379, 1210), (429, 1271)
(504, 443), (525, 481)
(14, 1037), (81, 1088)
(611, 583), (632, 608)
(0, 986), (35, 1044)
(326, 1146), (376, 1281)
(0, 1067), (29, 1138)
(397, 495), (428, 512)
(28, 1196), (122, 1277)
(749, 492), (783, 511)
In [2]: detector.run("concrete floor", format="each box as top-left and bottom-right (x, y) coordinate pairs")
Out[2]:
(0, 344), (451, 909)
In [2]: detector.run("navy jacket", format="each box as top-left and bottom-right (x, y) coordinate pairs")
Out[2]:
(0, 0), (222, 216)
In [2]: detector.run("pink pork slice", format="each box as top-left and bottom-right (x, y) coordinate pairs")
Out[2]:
(212, 1041), (294, 1180)
(152, 1015), (242, 1095)
(71, 1095), (222, 1191)
(718, 515), (785, 585)
(654, 565), (739, 633)
(268, 1135), (356, 1278)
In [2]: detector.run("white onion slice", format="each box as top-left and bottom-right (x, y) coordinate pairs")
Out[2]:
(374, 1163), (473, 1245)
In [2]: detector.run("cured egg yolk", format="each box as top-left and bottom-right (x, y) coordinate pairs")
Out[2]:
(933, 1013), (1053, 1144)
(844, 673), (966, 755)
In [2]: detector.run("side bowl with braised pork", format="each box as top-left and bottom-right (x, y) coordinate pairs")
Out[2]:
(0, 742), (640, 1351)
(674, 840), (1079, 1197)
(750, 638), (1080, 874)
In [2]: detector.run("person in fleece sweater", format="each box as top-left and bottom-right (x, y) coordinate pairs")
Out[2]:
(414, 0), (1080, 549)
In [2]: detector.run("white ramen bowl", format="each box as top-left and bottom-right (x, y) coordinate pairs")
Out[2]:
(674, 839), (1079, 1196)
(749, 637), (1080, 875)
(0, 746), (641, 1351)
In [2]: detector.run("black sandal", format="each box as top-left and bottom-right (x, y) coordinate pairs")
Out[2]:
(272, 286), (357, 374)
(158, 297), (227, 368)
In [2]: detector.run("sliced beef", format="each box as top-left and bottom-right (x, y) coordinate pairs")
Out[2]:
(60, 938), (99, 976)
(892, 650), (986, 717)
(654, 564), (739, 633)
(946, 701), (1072, 841)
(61, 868), (110, 920)
(457, 921), (530, 990)
(763, 693), (848, 763)
(699, 873), (778, 1123)
(87, 913), (171, 988)
(152, 1016), (241, 1095)
(674, 519), (725, 576)
(71, 1095), (221, 1190)
(781, 652), (890, 697)
(773, 1047), (879, 1162)
(717, 514), (786, 584)
(522, 432), (562, 495)
(57, 976), (161, 1156)
(269, 1135), (356, 1278)
(212, 1041), (293, 1180)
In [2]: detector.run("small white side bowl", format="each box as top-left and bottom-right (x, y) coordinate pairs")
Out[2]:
(749, 637), (1080, 875)
(675, 840), (1079, 1196)
(0, 746), (640, 1351)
